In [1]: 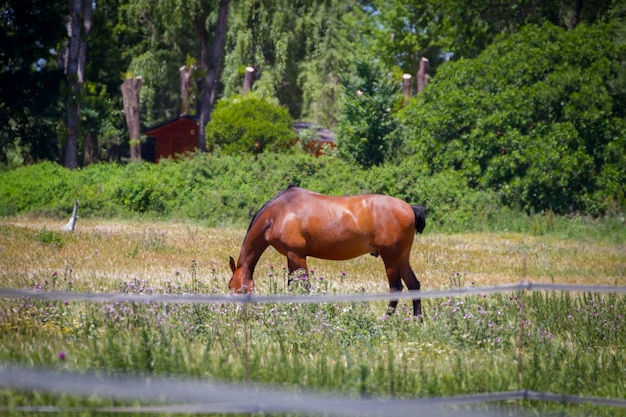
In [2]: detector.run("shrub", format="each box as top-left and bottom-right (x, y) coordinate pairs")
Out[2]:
(1, 153), (624, 237)
(205, 95), (295, 155)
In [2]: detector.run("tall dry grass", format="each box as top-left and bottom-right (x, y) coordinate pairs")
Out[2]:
(1, 218), (623, 295)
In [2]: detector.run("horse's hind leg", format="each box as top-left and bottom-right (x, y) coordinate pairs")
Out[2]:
(400, 263), (422, 319)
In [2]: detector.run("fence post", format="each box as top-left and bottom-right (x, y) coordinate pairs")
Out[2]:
(516, 254), (528, 411)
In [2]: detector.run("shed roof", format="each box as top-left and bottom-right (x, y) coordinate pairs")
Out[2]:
(292, 121), (336, 144)
(143, 115), (199, 136)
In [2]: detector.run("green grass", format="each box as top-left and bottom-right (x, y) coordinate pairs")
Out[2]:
(0, 218), (625, 416)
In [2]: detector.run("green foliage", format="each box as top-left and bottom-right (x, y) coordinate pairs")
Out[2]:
(336, 60), (404, 168)
(361, 0), (448, 75)
(37, 228), (63, 247)
(402, 23), (626, 215)
(222, 0), (358, 124)
(205, 95), (295, 155)
(3, 155), (625, 239)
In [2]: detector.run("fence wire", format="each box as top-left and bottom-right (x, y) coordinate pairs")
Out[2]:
(2, 281), (625, 306)
(1, 281), (625, 416)
(2, 366), (625, 416)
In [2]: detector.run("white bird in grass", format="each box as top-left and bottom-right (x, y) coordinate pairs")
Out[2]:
(62, 200), (79, 232)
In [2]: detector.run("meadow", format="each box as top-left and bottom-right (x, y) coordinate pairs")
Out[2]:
(0, 217), (625, 416)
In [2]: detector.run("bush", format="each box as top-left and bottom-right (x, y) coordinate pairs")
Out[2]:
(401, 23), (626, 215)
(0, 161), (75, 217)
(205, 95), (295, 155)
(2, 154), (624, 238)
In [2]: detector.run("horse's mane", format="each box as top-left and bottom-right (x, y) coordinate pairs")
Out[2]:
(245, 184), (297, 234)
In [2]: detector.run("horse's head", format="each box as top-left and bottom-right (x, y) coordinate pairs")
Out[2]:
(228, 256), (254, 293)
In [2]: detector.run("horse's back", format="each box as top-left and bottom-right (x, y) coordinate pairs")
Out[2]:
(277, 187), (415, 232)
(267, 187), (417, 260)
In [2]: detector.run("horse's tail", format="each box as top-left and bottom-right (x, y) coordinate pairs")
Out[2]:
(411, 205), (426, 234)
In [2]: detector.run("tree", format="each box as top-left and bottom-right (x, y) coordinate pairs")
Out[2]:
(401, 23), (626, 214)
(63, 0), (92, 169)
(119, 0), (202, 128)
(359, 0), (447, 77)
(0, 0), (66, 168)
(336, 59), (403, 168)
(198, 0), (230, 152)
(221, 0), (358, 126)
(361, 0), (618, 79)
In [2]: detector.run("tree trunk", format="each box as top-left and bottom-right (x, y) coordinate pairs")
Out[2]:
(198, 0), (230, 152)
(121, 76), (143, 162)
(83, 131), (98, 166)
(179, 64), (197, 116)
(243, 66), (255, 95)
(417, 57), (429, 93)
(64, 0), (92, 169)
(402, 73), (412, 101)
(570, 0), (583, 28)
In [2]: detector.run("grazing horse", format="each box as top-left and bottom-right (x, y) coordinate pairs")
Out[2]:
(228, 185), (426, 317)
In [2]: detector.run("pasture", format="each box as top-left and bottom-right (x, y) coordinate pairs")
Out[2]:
(0, 217), (625, 416)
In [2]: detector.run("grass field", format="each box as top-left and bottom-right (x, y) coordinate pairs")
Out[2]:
(1, 217), (625, 416)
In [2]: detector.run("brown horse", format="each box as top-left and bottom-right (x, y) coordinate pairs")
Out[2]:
(228, 185), (426, 317)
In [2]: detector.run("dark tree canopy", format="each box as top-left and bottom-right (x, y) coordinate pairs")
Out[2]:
(0, 0), (67, 165)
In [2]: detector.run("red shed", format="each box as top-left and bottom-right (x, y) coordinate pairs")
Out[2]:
(143, 116), (199, 163)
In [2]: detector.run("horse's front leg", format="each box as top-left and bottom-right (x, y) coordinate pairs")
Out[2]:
(383, 263), (403, 315)
(286, 252), (308, 287)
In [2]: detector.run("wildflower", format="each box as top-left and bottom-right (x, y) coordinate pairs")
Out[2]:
(58, 351), (66, 360)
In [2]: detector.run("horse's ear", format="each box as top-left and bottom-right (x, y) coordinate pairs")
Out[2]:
(229, 256), (236, 273)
